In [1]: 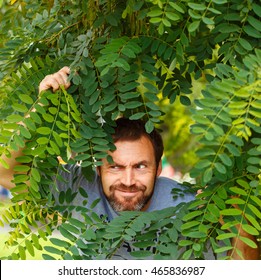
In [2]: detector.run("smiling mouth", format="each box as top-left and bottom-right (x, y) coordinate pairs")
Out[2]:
(115, 189), (143, 197)
(116, 188), (141, 192)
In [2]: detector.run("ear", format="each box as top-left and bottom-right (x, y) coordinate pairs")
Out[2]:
(156, 159), (162, 177)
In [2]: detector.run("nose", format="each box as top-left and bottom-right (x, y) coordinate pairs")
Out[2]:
(120, 168), (136, 186)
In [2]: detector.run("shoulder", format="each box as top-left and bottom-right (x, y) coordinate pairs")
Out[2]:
(57, 164), (99, 191)
(147, 176), (195, 211)
(156, 176), (180, 188)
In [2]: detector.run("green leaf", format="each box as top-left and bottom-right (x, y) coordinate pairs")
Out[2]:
(250, 196), (261, 207)
(214, 162), (226, 174)
(145, 120), (154, 133)
(13, 165), (30, 172)
(247, 15), (261, 31)
(220, 209), (242, 216)
(121, 46), (136, 58)
(82, 229), (96, 241)
(195, 159), (212, 169)
(225, 144), (241, 156)
(218, 153), (232, 167)
(147, 9), (163, 17)
(243, 25), (261, 38)
(212, 0), (228, 4)
(181, 220), (200, 230)
(59, 226), (77, 242)
(217, 232), (237, 240)
(252, 3), (261, 17)
(19, 126), (31, 139)
(247, 204), (261, 219)
(6, 114), (23, 123)
(168, 3), (184, 13)
(182, 210), (203, 221)
(50, 140), (60, 155)
(15, 156), (32, 163)
(188, 21), (200, 32)
(31, 233), (41, 250)
(129, 112), (146, 120)
(24, 118), (36, 131)
(129, 250), (152, 258)
(78, 188), (88, 199)
(212, 195), (226, 209)
(203, 167), (213, 183)
(225, 198), (246, 205)
(30, 177), (39, 192)
(182, 248), (193, 260)
(165, 12), (180, 21)
(238, 236), (258, 249)
(14, 134), (25, 148)
(188, 3), (206, 10)
(19, 94), (34, 104)
(31, 168), (41, 182)
(50, 238), (70, 248)
(0, 157), (9, 169)
(214, 246), (233, 254)
(185, 231), (207, 238)
(245, 214), (261, 231)
(36, 137), (49, 145)
(242, 224), (259, 236)
(124, 101), (143, 109)
(238, 38), (253, 51)
(202, 17), (215, 25)
(25, 240), (35, 257)
(44, 246), (63, 256)
(180, 95), (191, 106)
(18, 245), (26, 260)
(36, 127), (51, 135)
(207, 203), (220, 217)
(43, 113), (54, 123)
(68, 217), (86, 229)
(12, 103), (28, 113)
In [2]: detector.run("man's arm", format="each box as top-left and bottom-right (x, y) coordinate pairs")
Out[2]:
(0, 66), (71, 190)
(197, 189), (260, 260)
(0, 149), (25, 190)
(229, 223), (260, 260)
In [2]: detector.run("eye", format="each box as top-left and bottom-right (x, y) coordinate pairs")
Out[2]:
(136, 163), (146, 169)
(109, 165), (121, 170)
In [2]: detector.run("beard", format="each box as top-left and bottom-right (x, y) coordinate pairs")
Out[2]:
(105, 183), (154, 212)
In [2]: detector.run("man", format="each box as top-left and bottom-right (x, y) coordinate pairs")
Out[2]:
(0, 67), (193, 216)
(54, 117), (194, 223)
(0, 67), (259, 259)
(38, 68), (193, 221)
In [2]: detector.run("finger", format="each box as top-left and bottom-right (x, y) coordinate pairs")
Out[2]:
(59, 66), (70, 75)
(39, 75), (53, 92)
(53, 72), (69, 87)
(39, 66), (71, 93)
(58, 66), (71, 89)
(39, 75), (60, 92)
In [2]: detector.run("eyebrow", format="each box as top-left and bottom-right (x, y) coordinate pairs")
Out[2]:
(109, 160), (150, 167)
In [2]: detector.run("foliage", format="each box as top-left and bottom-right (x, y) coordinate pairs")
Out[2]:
(0, 0), (260, 259)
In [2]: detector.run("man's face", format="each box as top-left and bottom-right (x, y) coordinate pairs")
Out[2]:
(97, 136), (162, 212)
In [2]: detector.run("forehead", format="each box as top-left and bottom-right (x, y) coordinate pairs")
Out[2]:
(108, 136), (155, 163)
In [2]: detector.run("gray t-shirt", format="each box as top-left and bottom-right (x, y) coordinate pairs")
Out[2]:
(53, 164), (200, 259)
(54, 164), (195, 221)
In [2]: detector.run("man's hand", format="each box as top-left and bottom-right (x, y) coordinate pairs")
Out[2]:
(39, 66), (71, 93)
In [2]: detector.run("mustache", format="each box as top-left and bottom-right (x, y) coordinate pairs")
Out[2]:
(110, 184), (146, 192)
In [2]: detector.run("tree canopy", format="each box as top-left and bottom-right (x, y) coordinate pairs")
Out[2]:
(0, 0), (260, 260)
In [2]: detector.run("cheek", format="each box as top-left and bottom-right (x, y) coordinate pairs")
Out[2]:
(139, 174), (155, 194)
(100, 172), (117, 194)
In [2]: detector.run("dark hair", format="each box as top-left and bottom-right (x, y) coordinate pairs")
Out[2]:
(112, 117), (164, 167)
